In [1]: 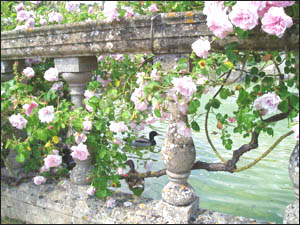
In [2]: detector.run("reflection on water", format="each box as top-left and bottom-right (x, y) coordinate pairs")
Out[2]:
(118, 94), (296, 223)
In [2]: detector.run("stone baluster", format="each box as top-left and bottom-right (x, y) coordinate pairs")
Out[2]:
(1, 60), (27, 177)
(54, 56), (97, 185)
(155, 102), (199, 223)
(283, 141), (299, 224)
(1, 60), (25, 83)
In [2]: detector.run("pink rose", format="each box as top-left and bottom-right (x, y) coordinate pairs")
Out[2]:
(171, 76), (197, 97)
(113, 139), (121, 145)
(103, 1), (119, 22)
(86, 104), (94, 112)
(50, 81), (64, 92)
(44, 67), (59, 82)
(15, 3), (25, 12)
(254, 92), (281, 115)
(17, 10), (30, 22)
(74, 132), (87, 144)
(88, 6), (94, 15)
(66, 2), (80, 12)
(84, 90), (98, 99)
(87, 186), (96, 196)
(261, 7), (293, 38)
(40, 18), (47, 25)
(83, 120), (92, 131)
(148, 3), (158, 13)
(196, 74), (208, 85)
(33, 176), (46, 185)
(177, 121), (192, 137)
(40, 165), (50, 173)
(9, 114), (28, 130)
(146, 117), (156, 125)
(25, 57), (42, 66)
(52, 149), (59, 155)
(106, 198), (116, 208)
(229, 2), (259, 31)
(117, 167), (124, 175)
(267, 1), (295, 8)
(124, 6), (134, 18)
(23, 67), (35, 78)
(131, 87), (148, 112)
(44, 154), (62, 168)
(48, 12), (63, 23)
(23, 101), (38, 116)
(228, 117), (236, 123)
(71, 143), (90, 161)
(191, 38), (211, 58)
(38, 106), (55, 123)
(109, 121), (128, 133)
(25, 17), (35, 29)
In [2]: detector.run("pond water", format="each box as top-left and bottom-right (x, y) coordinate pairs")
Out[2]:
(118, 93), (296, 223)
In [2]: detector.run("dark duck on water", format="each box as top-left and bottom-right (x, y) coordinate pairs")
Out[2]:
(130, 131), (159, 147)
(124, 160), (145, 196)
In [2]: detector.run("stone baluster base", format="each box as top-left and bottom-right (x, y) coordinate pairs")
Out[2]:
(54, 56), (97, 185)
(283, 141), (299, 224)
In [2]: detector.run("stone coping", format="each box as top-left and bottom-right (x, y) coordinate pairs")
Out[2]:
(1, 178), (275, 224)
(1, 11), (298, 60)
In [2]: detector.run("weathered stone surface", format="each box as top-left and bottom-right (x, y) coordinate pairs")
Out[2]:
(1, 12), (298, 60)
(1, 179), (275, 224)
(1, 60), (25, 82)
(70, 157), (93, 185)
(54, 57), (97, 73)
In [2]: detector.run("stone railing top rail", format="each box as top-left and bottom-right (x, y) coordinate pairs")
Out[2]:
(1, 11), (299, 60)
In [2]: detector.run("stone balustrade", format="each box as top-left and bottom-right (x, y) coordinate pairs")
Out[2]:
(1, 10), (299, 224)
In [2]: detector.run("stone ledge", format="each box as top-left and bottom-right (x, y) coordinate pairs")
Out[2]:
(1, 179), (275, 224)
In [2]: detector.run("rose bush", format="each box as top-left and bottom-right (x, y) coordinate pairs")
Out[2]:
(1, 1), (299, 206)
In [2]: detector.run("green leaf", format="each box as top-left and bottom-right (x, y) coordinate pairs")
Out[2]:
(154, 108), (161, 118)
(36, 129), (48, 142)
(188, 100), (200, 114)
(220, 88), (230, 99)
(16, 153), (25, 163)
(278, 99), (289, 113)
(191, 121), (200, 132)
(211, 99), (221, 109)
(289, 95), (299, 110)
(99, 150), (106, 159)
(250, 67), (258, 75)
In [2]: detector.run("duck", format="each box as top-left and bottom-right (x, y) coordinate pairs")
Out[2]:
(124, 160), (145, 196)
(130, 131), (159, 147)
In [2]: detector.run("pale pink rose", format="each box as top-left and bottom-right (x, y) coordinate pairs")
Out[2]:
(117, 167), (124, 175)
(177, 121), (192, 137)
(23, 67), (35, 78)
(178, 101), (189, 115)
(150, 68), (161, 81)
(33, 176), (46, 185)
(74, 132), (87, 144)
(15, 3), (25, 12)
(40, 165), (50, 173)
(87, 186), (96, 196)
(131, 87), (148, 111)
(254, 92), (282, 115)
(171, 76), (197, 97)
(261, 7), (293, 38)
(44, 67), (59, 82)
(48, 12), (63, 23)
(52, 149), (59, 155)
(44, 154), (62, 168)
(84, 90), (98, 99)
(203, 1), (226, 17)
(40, 18), (47, 26)
(38, 106), (55, 123)
(148, 3), (158, 13)
(23, 101), (38, 116)
(9, 114), (28, 130)
(146, 117), (156, 125)
(292, 124), (299, 139)
(71, 143), (90, 161)
(115, 54), (123, 61)
(228, 117), (236, 123)
(50, 81), (64, 91)
(83, 120), (92, 131)
(191, 38), (211, 58)
(25, 57), (42, 66)
(229, 2), (259, 31)
(103, 1), (119, 22)
(66, 1), (80, 12)
(267, 1), (295, 7)
(196, 74), (208, 85)
(113, 139), (121, 145)
(25, 17), (35, 29)
(206, 13), (233, 39)
(17, 10), (30, 22)
(97, 55), (105, 62)
(86, 104), (93, 112)
(124, 6), (134, 18)
(109, 121), (128, 133)
(106, 198), (116, 208)
(88, 6), (94, 15)
(144, 160), (153, 172)
(135, 101), (148, 111)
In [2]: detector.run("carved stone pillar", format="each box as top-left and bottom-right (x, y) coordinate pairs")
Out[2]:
(283, 141), (299, 224)
(154, 102), (199, 223)
(1, 60), (25, 82)
(54, 56), (97, 185)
